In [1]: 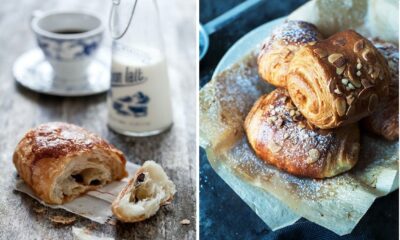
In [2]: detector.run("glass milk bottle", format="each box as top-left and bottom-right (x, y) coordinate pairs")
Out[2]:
(107, 0), (173, 136)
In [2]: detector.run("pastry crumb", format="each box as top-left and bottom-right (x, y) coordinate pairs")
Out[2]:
(49, 215), (76, 225)
(84, 223), (97, 233)
(107, 218), (117, 226)
(180, 219), (190, 225)
(33, 206), (46, 214)
(72, 227), (114, 240)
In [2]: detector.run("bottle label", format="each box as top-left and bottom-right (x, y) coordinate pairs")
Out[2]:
(107, 46), (173, 133)
(112, 91), (150, 117)
(111, 67), (148, 87)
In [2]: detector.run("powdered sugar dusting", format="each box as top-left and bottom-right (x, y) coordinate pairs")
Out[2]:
(200, 49), (398, 231)
(264, 21), (321, 49)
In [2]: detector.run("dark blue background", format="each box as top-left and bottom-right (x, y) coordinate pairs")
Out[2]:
(199, 1), (399, 239)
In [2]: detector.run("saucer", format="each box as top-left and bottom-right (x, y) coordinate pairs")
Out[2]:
(13, 48), (110, 97)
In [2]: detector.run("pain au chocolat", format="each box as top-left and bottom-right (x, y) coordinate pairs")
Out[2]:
(258, 20), (323, 87)
(13, 122), (128, 204)
(285, 30), (390, 129)
(244, 89), (360, 179)
(112, 161), (176, 222)
(362, 39), (399, 141)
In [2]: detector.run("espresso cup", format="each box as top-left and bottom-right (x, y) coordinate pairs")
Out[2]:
(31, 10), (104, 82)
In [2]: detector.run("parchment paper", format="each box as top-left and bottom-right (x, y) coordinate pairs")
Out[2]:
(15, 162), (139, 224)
(200, 1), (399, 235)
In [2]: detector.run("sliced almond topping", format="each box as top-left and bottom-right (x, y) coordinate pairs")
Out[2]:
(335, 98), (347, 117)
(356, 71), (361, 76)
(346, 95), (355, 105)
(307, 148), (320, 163)
(346, 68), (356, 81)
(341, 78), (349, 85)
(356, 63), (362, 69)
(336, 66), (346, 75)
(354, 40), (364, 53)
(334, 88), (342, 95)
(328, 53), (343, 63)
(362, 49), (374, 62)
(361, 79), (373, 88)
(268, 141), (282, 153)
(349, 78), (361, 88)
(367, 65), (373, 74)
(371, 66), (380, 79)
(313, 48), (328, 58)
(283, 133), (289, 139)
(347, 83), (355, 90)
(330, 54), (346, 67)
(368, 94), (378, 112)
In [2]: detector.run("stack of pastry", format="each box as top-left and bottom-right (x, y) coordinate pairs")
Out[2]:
(245, 21), (398, 179)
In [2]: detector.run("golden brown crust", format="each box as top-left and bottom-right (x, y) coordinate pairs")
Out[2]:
(13, 122), (128, 204)
(286, 30), (391, 129)
(362, 39), (399, 140)
(258, 20), (323, 87)
(244, 89), (360, 179)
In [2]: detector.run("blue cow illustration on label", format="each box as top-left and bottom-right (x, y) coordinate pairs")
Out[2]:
(113, 91), (150, 117)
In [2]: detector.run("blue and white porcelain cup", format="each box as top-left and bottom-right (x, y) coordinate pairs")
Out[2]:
(31, 10), (104, 82)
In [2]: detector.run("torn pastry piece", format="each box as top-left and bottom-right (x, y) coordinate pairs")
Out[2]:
(258, 20), (323, 87)
(286, 30), (391, 129)
(244, 89), (360, 179)
(362, 39), (399, 140)
(13, 122), (128, 204)
(112, 161), (176, 222)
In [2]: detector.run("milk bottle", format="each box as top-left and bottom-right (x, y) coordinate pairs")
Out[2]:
(107, 0), (173, 136)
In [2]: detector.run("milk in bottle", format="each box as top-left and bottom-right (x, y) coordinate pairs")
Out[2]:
(107, 0), (173, 136)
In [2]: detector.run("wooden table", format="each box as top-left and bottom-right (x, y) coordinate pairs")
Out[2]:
(0, 0), (196, 239)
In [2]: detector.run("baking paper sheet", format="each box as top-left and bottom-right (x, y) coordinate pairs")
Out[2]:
(15, 162), (139, 224)
(200, 51), (398, 235)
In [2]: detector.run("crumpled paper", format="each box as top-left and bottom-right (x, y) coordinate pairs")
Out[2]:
(200, 50), (398, 235)
(200, 0), (399, 233)
(15, 162), (139, 224)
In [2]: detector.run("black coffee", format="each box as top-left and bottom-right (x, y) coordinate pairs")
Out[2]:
(53, 29), (88, 34)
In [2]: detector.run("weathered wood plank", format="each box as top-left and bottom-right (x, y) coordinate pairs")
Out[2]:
(0, 0), (196, 239)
